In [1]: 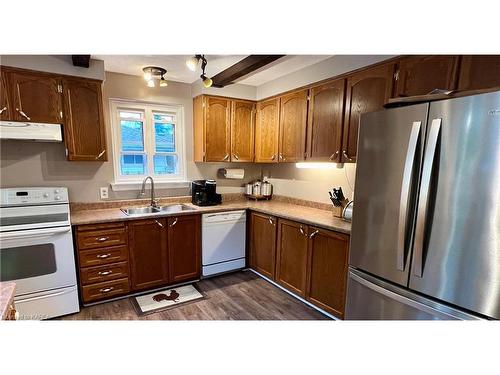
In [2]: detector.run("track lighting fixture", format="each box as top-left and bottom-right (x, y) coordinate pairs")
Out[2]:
(142, 66), (168, 88)
(186, 55), (213, 88)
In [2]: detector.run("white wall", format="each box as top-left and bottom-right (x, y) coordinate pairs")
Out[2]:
(191, 79), (256, 100)
(256, 55), (395, 100)
(0, 55), (105, 80)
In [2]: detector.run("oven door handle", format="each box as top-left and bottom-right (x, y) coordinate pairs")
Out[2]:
(0, 226), (71, 240)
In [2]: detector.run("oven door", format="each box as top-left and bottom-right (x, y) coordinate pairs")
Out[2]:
(0, 226), (77, 296)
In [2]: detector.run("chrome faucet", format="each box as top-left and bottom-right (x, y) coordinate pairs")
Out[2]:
(139, 176), (159, 207)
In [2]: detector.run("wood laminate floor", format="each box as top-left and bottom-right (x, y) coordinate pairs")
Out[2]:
(60, 270), (329, 320)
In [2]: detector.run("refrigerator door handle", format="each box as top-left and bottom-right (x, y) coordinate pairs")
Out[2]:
(397, 121), (421, 271)
(413, 118), (441, 277)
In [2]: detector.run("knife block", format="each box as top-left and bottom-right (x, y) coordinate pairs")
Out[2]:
(332, 198), (350, 218)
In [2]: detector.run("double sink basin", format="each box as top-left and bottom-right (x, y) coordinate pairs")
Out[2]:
(121, 204), (197, 217)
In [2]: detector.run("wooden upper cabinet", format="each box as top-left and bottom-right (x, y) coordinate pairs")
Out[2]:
(276, 219), (309, 297)
(128, 219), (169, 291)
(231, 100), (255, 162)
(249, 212), (277, 279)
(394, 55), (459, 97)
(62, 78), (107, 161)
(306, 227), (349, 319)
(9, 69), (63, 124)
(168, 215), (201, 283)
(279, 90), (308, 162)
(458, 55), (500, 91)
(205, 96), (231, 162)
(0, 70), (13, 120)
(255, 98), (280, 163)
(342, 63), (395, 163)
(306, 79), (345, 162)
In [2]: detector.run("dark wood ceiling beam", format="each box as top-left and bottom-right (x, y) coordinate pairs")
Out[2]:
(211, 55), (285, 87)
(71, 55), (91, 68)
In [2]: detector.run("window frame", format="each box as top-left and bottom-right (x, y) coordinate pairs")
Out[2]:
(109, 99), (187, 188)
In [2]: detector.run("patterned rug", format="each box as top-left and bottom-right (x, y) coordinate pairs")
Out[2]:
(131, 284), (204, 316)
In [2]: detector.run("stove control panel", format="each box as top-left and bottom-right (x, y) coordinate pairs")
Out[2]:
(0, 187), (69, 206)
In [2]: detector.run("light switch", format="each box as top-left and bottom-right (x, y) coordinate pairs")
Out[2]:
(100, 187), (109, 199)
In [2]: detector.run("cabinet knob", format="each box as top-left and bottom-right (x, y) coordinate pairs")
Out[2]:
(96, 236), (109, 242)
(169, 218), (178, 227)
(222, 153), (230, 161)
(270, 154), (276, 161)
(0, 106), (7, 115)
(299, 225), (307, 237)
(268, 217), (275, 225)
(95, 150), (106, 160)
(342, 150), (354, 161)
(16, 108), (30, 121)
(309, 230), (319, 239)
(96, 253), (111, 259)
(329, 151), (339, 160)
(98, 270), (113, 276)
(233, 153), (239, 160)
(155, 220), (164, 228)
(99, 287), (114, 293)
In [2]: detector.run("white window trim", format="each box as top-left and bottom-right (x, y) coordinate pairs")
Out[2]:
(109, 99), (188, 191)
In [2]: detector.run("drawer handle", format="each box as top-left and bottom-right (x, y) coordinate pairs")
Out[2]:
(309, 230), (319, 239)
(96, 236), (109, 242)
(98, 270), (113, 276)
(99, 287), (114, 293)
(96, 253), (111, 259)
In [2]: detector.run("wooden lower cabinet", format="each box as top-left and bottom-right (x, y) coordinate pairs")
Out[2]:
(168, 215), (201, 283)
(276, 219), (309, 297)
(249, 214), (350, 319)
(306, 227), (349, 318)
(249, 212), (277, 279)
(128, 218), (169, 291)
(82, 278), (130, 303)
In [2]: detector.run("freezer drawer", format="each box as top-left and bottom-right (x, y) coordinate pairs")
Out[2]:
(345, 268), (481, 320)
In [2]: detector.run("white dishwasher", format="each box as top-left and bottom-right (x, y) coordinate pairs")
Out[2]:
(202, 210), (246, 277)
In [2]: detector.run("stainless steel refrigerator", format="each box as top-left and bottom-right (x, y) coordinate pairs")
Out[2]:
(346, 90), (500, 320)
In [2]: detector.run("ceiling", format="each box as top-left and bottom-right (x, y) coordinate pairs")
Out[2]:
(93, 55), (333, 86)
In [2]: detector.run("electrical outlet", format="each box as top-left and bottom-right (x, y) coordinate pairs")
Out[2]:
(100, 187), (109, 200)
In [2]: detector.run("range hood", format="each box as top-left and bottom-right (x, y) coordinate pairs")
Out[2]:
(0, 121), (63, 142)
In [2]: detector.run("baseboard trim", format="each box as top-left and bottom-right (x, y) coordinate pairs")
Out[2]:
(246, 268), (339, 320)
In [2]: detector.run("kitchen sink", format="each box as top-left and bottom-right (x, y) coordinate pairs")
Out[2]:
(157, 204), (197, 213)
(121, 204), (196, 216)
(121, 206), (160, 215)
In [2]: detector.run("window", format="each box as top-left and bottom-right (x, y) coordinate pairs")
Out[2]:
(110, 100), (186, 187)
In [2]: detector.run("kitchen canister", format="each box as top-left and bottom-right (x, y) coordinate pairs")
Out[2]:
(245, 183), (253, 195)
(252, 181), (262, 196)
(261, 181), (273, 197)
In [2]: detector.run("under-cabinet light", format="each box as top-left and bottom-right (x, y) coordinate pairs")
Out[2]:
(295, 162), (343, 169)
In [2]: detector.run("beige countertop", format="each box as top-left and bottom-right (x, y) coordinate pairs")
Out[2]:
(71, 199), (351, 234)
(0, 282), (16, 320)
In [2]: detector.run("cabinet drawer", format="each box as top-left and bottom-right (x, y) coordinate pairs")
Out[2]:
(77, 227), (127, 250)
(82, 278), (130, 303)
(78, 246), (128, 268)
(80, 261), (129, 285)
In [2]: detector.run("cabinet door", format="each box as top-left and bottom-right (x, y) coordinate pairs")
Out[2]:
(63, 78), (107, 161)
(10, 69), (62, 123)
(249, 212), (277, 279)
(168, 215), (201, 283)
(395, 55), (459, 97)
(231, 100), (255, 162)
(205, 96), (231, 162)
(458, 55), (500, 91)
(306, 228), (349, 318)
(276, 219), (309, 297)
(306, 79), (345, 162)
(0, 69), (13, 120)
(279, 90), (308, 162)
(255, 98), (280, 163)
(128, 219), (168, 291)
(342, 63), (394, 163)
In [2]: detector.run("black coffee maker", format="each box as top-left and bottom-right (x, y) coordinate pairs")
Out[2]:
(191, 180), (222, 206)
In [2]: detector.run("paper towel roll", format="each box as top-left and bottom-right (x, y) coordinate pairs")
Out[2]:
(222, 168), (245, 179)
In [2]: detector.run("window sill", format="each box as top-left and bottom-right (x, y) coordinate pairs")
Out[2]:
(110, 180), (191, 192)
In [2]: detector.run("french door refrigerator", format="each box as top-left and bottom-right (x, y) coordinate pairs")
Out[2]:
(345, 90), (500, 320)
